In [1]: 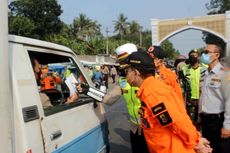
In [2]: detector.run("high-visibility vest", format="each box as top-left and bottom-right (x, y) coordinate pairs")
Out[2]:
(182, 63), (207, 100)
(118, 77), (141, 125)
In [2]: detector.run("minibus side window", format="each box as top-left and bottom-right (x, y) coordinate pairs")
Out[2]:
(28, 51), (93, 116)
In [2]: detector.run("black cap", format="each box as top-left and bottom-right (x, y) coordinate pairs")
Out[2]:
(126, 51), (154, 72)
(148, 46), (166, 59)
(188, 49), (199, 57)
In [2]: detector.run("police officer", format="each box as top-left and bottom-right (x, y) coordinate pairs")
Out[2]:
(147, 46), (184, 102)
(182, 49), (207, 129)
(199, 43), (230, 153)
(124, 51), (212, 153)
(78, 43), (149, 153)
(113, 43), (149, 153)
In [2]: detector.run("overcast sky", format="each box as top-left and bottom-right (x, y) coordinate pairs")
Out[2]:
(58, 0), (210, 55)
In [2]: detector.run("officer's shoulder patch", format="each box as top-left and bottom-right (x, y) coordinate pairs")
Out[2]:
(151, 102), (166, 115)
(156, 111), (172, 126)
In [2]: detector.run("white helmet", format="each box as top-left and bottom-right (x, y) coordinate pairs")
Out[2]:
(114, 43), (137, 63)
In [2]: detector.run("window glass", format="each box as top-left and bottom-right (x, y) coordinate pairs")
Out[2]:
(28, 51), (93, 116)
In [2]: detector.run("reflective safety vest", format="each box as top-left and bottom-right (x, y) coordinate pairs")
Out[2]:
(119, 77), (141, 125)
(182, 63), (207, 100)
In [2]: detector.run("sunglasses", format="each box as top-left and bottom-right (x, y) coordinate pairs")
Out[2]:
(202, 50), (218, 54)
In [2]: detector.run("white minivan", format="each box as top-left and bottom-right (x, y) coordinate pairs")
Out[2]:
(9, 35), (109, 153)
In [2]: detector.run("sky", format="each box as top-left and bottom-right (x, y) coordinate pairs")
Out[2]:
(58, 0), (210, 55)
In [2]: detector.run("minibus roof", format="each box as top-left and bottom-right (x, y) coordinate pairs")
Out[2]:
(9, 35), (72, 53)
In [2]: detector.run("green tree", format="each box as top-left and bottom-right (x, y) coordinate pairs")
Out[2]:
(206, 0), (230, 14)
(9, 0), (63, 39)
(124, 21), (142, 46)
(113, 13), (129, 39)
(140, 30), (152, 50)
(161, 40), (180, 59)
(9, 15), (36, 37)
(70, 14), (101, 41)
(67, 14), (103, 55)
(129, 21), (142, 34)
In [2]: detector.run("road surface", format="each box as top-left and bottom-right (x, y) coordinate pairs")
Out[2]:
(105, 96), (132, 153)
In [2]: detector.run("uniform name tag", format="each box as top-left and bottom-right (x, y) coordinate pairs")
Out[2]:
(211, 78), (221, 82)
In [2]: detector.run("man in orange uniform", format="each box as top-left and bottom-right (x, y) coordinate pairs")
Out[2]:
(147, 46), (184, 101)
(123, 51), (212, 153)
(40, 64), (62, 91)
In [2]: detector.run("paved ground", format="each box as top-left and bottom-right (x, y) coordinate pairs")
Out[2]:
(104, 77), (132, 153)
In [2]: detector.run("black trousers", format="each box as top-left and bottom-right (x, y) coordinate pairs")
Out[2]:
(200, 113), (230, 153)
(130, 130), (149, 153)
(104, 74), (109, 88)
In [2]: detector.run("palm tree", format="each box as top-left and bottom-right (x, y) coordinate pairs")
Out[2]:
(113, 13), (129, 40)
(71, 13), (101, 41)
(129, 21), (141, 34)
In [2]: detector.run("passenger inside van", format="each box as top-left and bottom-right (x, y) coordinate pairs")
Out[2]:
(30, 56), (80, 107)
(40, 64), (62, 92)
(31, 57), (53, 109)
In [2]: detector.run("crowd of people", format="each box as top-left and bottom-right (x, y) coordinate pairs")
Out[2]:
(91, 42), (229, 153)
(83, 64), (118, 90)
(32, 40), (230, 153)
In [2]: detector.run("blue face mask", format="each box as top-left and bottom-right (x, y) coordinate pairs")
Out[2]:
(200, 53), (211, 65)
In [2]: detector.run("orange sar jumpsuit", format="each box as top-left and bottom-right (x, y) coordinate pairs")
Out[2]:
(40, 74), (61, 91)
(137, 76), (199, 153)
(157, 65), (184, 102)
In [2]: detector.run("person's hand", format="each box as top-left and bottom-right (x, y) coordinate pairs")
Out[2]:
(76, 83), (83, 93)
(52, 71), (58, 77)
(75, 83), (89, 94)
(194, 137), (212, 153)
(221, 128), (230, 139)
(65, 93), (79, 104)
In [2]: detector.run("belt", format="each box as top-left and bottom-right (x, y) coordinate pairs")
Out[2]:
(200, 112), (224, 118)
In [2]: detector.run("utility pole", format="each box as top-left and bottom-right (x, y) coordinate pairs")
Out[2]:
(139, 31), (142, 47)
(139, 27), (143, 47)
(0, 0), (14, 152)
(106, 26), (109, 55)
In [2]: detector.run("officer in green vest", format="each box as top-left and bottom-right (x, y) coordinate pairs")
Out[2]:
(113, 43), (149, 153)
(182, 49), (207, 129)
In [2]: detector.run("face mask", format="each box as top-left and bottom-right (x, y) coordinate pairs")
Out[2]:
(200, 53), (211, 65)
(189, 56), (198, 65)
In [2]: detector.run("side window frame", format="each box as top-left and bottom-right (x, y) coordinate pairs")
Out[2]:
(27, 48), (95, 116)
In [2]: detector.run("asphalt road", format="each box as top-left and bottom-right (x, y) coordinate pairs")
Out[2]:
(104, 95), (132, 153)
